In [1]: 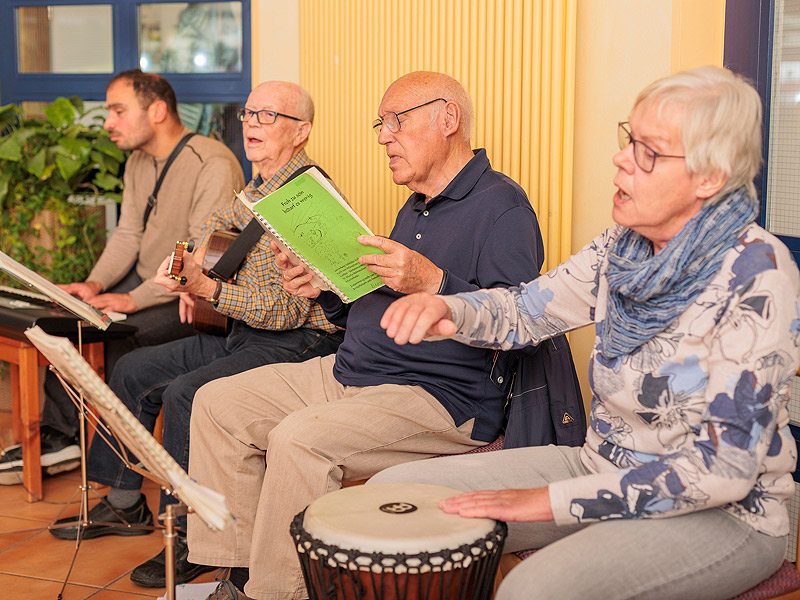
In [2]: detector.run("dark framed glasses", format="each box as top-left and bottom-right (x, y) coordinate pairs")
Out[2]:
(617, 121), (685, 173)
(238, 107), (303, 125)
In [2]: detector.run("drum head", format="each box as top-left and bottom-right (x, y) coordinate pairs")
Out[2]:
(302, 483), (495, 554)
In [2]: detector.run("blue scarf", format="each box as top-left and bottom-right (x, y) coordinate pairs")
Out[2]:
(601, 187), (757, 359)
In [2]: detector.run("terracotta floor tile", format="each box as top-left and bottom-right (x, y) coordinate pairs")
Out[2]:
(0, 515), (53, 552)
(0, 411), (220, 598)
(89, 590), (160, 599)
(0, 572), (102, 599)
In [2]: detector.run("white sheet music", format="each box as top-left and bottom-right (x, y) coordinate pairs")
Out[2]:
(25, 326), (233, 532)
(0, 252), (111, 330)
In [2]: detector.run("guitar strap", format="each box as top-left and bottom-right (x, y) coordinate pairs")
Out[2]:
(142, 132), (197, 230)
(208, 164), (333, 281)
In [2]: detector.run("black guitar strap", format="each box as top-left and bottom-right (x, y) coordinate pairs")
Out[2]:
(208, 164), (333, 281)
(142, 132), (197, 229)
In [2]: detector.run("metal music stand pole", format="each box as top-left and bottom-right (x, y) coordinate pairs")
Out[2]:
(76, 320), (91, 530)
(162, 502), (189, 600)
(52, 320), (153, 600)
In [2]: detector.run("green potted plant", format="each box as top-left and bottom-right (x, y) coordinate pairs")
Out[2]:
(0, 96), (126, 284)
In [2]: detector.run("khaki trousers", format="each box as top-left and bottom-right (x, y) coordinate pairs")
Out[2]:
(187, 354), (481, 600)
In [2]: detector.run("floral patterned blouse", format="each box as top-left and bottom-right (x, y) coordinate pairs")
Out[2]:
(440, 223), (800, 537)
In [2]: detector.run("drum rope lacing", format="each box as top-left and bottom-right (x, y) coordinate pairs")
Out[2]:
(290, 510), (508, 600)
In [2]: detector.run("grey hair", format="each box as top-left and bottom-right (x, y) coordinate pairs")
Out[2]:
(633, 66), (762, 201)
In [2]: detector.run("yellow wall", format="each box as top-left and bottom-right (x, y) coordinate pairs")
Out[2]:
(296, 0), (577, 274)
(252, 0), (727, 410)
(251, 0), (301, 85)
(569, 0), (726, 410)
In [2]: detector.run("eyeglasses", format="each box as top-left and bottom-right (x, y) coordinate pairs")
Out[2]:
(237, 107), (303, 125)
(372, 98), (447, 136)
(617, 122), (685, 173)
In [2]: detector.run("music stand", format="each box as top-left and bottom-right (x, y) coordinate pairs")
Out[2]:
(26, 326), (233, 600)
(0, 252), (136, 595)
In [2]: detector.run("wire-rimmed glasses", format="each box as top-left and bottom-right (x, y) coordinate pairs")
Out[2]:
(372, 98), (447, 135)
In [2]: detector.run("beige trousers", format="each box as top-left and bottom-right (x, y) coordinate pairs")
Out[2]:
(186, 354), (481, 600)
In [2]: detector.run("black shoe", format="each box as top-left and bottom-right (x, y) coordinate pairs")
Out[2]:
(0, 427), (81, 485)
(49, 493), (154, 540)
(130, 532), (215, 587)
(205, 580), (254, 600)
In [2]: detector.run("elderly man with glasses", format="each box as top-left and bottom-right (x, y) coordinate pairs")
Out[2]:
(46, 81), (343, 590)
(185, 71), (546, 600)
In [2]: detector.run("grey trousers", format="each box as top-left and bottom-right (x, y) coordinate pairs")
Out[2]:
(369, 445), (788, 600)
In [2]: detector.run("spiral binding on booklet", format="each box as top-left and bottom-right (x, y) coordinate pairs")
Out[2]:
(238, 165), (384, 303)
(252, 213), (353, 303)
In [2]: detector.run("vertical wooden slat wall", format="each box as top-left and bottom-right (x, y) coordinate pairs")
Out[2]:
(299, 0), (576, 271)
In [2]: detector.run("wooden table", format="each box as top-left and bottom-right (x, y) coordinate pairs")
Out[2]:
(0, 334), (104, 502)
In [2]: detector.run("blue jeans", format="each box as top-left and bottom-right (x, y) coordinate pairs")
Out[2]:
(86, 320), (343, 525)
(41, 269), (196, 438)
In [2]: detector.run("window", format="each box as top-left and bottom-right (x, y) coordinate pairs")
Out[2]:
(724, 0), (800, 266)
(0, 0), (251, 174)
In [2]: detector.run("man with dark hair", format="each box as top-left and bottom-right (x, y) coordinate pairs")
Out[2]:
(0, 69), (244, 484)
(107, 69), (180, 118)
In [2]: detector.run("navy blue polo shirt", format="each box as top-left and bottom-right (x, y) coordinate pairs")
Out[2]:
(317, 149), (544, 441)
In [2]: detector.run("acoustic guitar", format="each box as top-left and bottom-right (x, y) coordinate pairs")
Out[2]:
(168, 230), (239, 336)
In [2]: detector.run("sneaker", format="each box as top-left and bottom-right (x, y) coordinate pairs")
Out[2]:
(130, 532), (215, 587)
(49, 493), (154, 540)
(206, 581), (254, 600)
(0, 427), (80, 485)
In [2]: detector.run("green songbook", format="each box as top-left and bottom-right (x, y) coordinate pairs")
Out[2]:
(238, 166), (385, 303)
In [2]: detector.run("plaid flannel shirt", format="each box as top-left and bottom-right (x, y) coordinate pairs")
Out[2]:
(196, 150), (338, 333)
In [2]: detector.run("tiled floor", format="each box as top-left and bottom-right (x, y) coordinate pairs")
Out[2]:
(0, 411), (218, 599)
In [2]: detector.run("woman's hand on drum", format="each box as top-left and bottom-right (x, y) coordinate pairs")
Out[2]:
(381, 293), (456, 345)
(439, 487), (554, 522)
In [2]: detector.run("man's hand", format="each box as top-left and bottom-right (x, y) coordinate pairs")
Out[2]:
(59, 281), (103, 301)
(358, 235), (444, 295)
(179, 292), (195, 324)
(154, 253), (217, 299)
(381, 293), (455, 344)
(88, 292), (138, 314)
(271, 241), (321, 299)
(439, 487), (554, 522)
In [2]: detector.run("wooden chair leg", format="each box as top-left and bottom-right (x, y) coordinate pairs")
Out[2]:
(19, 345), (41, 502)
(9, 363), (21, 443)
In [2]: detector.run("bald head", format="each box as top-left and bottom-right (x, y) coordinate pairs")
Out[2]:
(249, 81), (315, 124)
(383, 71), (473, 142)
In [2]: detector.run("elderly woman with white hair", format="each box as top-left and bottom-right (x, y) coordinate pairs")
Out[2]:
(372, 66), (800, 600)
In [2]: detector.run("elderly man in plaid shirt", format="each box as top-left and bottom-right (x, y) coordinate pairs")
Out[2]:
(46, 81), (343, 589)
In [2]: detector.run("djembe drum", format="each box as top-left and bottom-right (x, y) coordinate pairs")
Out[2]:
(290, 483), (507, 600)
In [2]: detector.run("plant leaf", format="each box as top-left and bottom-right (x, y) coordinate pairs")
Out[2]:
(45, 97), (76, 130)
(56, 136), (92, 161)
(26, 148), (47, 179)
(55, 153), (83, 181)
(0, 133), (22, 161)
(93, 134), (126, 162)
(67, 96), (85, 114)
(0, 171), (10, 207)
(92, 172), (123, 191)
